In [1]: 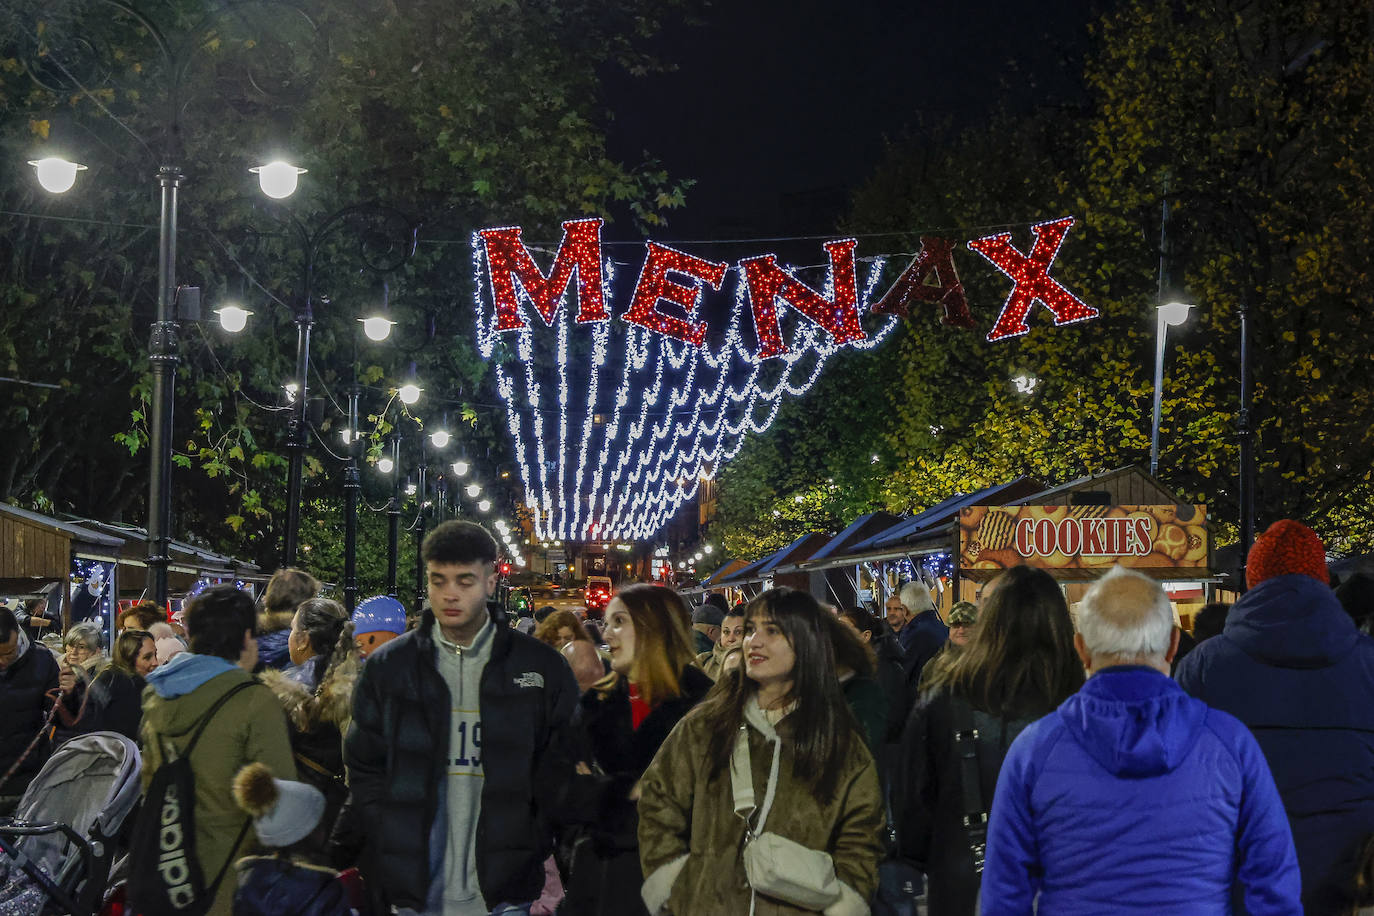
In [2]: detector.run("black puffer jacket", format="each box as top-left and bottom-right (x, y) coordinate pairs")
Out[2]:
(0, 642), (59, 798)
(560, 665), (713, 916)
(344, 607), (582, 911)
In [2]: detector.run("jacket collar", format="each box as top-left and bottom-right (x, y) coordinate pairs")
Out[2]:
(416, 602), (511, 664)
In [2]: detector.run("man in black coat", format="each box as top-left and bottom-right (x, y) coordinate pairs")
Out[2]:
(0, 606), (73, 815)
(345, 521), (582, 915)
(891, 581), (948, 690)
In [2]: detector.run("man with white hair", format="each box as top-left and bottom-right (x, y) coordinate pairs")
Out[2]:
(888, 580), (947, 689)
(979, 566), (1300, 914)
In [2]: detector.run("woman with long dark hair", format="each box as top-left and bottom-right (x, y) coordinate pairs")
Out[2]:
(263, 598), (355, 837)
(561, 584), (711, 915)
(897, 565), (1084, 914)
(637, 587), (884, 914)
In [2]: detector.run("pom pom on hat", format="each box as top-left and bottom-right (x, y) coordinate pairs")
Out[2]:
(1246, 519), (1329, 588)
(232, 762), (280, 818)
(232, 763), (325, 848)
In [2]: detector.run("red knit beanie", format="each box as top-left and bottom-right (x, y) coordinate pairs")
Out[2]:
(1246, 519), (1329, 588)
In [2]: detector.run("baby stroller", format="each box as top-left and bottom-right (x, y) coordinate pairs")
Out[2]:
(0, 732), (142, 916)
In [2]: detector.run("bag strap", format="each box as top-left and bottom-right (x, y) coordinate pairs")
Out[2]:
(730, 726), (755, 823)
(205, 817), (252, 900)
(950, 695), (988, 873)
(184, 679), (255, 757)
(729, 722), (783, 839)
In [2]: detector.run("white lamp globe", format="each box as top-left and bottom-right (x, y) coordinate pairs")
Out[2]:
(215, 305), (252, 333)
(430, 430), (451, 449)
(250, 161), (307, 199)
(704, 544), (713, 554)
(29, 157), (87, 193)
(465, 483), (481, 498)
(360, 316), (395, 341)
(398, 383), (422, 405)
(377, 457), (394, 473)
(478, 498), (491, 513)
(1159, 301), (1193, 327)
(451, 460), (470, 477)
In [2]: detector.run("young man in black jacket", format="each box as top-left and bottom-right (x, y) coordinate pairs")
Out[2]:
(345, 521), (582, 915)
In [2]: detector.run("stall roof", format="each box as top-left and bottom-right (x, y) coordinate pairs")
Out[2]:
(700, 559), (749, 588)
(67, 518), (265, 579)
(758, 532), (832, 576)
(842, 477), (1046, 559)
(0, 503), (126, 553)
(802, 512), (903, 565)
(715, 554), (773, 586)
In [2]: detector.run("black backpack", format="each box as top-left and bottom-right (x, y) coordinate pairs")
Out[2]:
(126, 680), (254, 916)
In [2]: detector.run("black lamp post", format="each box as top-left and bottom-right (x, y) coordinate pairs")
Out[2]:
(413, 437), (430, 616)
(260, 202), (415, 568)
(1237, 303), (1257, 584)
(385, 433), (403, 598)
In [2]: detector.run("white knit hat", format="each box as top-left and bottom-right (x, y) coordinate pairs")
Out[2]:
(232, 763), (325, 848)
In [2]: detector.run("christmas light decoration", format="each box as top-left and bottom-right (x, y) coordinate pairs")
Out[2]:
(622, 243), (728, 345)
(473, 229), (895, 541)
(478, 218), (608, 331)
(740, 239), (865, 358)
(871, 237), (975, 328)
(968, 217), (1098, 342)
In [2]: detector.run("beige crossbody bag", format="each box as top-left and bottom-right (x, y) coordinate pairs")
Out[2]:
(730, 723), (843, 912)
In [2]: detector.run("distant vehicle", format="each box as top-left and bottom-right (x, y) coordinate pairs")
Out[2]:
(584, 576), (613, 618)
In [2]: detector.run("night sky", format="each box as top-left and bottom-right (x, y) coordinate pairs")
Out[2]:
(603, 0), (1103, 248)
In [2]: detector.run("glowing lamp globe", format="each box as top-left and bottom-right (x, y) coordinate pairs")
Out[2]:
(359, 316), (395, 341)
(250, 161), (307, 199)
(377, 457), (394, 473)
(704, 544), (713, 554)
(465, 483), (481, 498)
(451, 460), (470, 477)
(398, 383), (422, 405)
(477, 498), (491, 513)
(29, 157), (87, 193)
(430, 430), (451, 449)
(1159, 301), (1192, 327)
(215, 305), (253, 333)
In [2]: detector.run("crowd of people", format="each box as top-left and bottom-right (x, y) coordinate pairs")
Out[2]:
(2, 517), (1374, 915)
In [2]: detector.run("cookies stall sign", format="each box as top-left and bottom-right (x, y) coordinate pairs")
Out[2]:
(960, 505), (1209, 577)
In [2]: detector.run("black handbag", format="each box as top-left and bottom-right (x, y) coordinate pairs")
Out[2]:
(950, 697), (990, 874)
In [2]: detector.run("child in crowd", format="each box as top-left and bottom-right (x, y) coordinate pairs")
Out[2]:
(231, 763), (362, 916)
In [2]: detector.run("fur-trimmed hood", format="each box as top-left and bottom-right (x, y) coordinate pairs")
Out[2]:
(258, 609), (297, 635)
(260, 654), (359, 733)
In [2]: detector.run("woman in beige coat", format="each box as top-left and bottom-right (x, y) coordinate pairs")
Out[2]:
(637, 587), (884, 915)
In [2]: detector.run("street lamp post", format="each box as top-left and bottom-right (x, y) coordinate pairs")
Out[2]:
(1150, 301), (1192, 478)
(386, 433), (402, 598)
(146, 165), (184, 605)
(264, 201), (415, 567)
(342, 378), (362, 612)
(1237, 303), (1257, 578)
(413, 438), (428, 616)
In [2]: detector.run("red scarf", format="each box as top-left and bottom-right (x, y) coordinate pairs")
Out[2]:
(628, 683), (652, 730)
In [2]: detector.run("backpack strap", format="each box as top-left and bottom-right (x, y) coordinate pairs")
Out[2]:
(179, 679), (257, 900)
(183, 679), (256, 757)
(950, 695), (988, 874)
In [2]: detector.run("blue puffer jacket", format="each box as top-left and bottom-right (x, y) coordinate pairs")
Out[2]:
(1176, 573), (1374, 914)
(981, 667), (1300, 915)
(232, 856), (351, 916)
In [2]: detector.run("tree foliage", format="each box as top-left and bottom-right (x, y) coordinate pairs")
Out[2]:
(715, 0), (1374, 559)
(0, 0), (694, 587)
